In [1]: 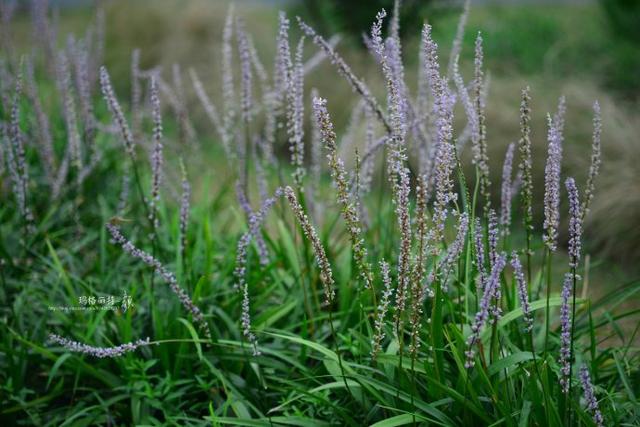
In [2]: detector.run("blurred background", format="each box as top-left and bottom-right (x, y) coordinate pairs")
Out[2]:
(5, 0), (640, 273)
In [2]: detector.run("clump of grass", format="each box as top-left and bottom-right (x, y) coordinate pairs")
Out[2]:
(0, 1), (638, 426)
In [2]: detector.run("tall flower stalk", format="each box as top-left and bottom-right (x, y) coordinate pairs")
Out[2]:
(148, 77), (163, 240)
(48, 333), (151, 358)
(288, 37), (306, 189)
(579, 365), (605, 427)
(582, 101), (601, 221)
(500, 143), (515, 235)
(565, 177), (582, 421)
(518, 87), (534, 283)
(233, 188), (283, 356)
(312, 97), (374, 292)
(107, 223), (210, 339)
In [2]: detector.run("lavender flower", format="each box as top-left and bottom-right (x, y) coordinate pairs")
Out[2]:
(285, 186), (335, 305)
(274, 11), (292, 109)
(566, 177), (582, 269)
(190, 68), (227, 155)
(441, 213), (470, 287)
(371, 9), (406, 189)
(543, 113), (563, 251)
(246, 32), (267, 86)
(473, 32), (491, 209)
(130, 49), (142, 141)
(452, 57), (478, 156)
(553, 95), (567, 137)
(446, 0), (470, 79)
(420, 24), (440, 101)
(288, 36), (306, 188)
(473, 217), (486, 292)
(222, 4), (236, 153)
(393, 167), (412, 338)
(308, 88), (322, 200)
(559, 272), (573, 393)
(149, 77), (163, 238)
(424, 33), (456, 246)
(24, 57), (55, 181)
(57, 51), (82, 180)
(298, 16), (389, 133)
(313, 97), (373, 289)
(179, 161), (191, 257)
(359, 104), (376, 195)
(510, 252), (532, 331)
(371, 260), (393, 359)
(48, 333), (151, 358)
(488, 253), (505, 324)
(465, 253), (507, 368)
(6, 69), (33, 225)
(106, 223), (210, 339)
(582, 101), (601, 221)
(240, 282), (260, 356)
(579, 365), (605, 427)
(235, 182), (270, 266)
(99, 66), (135, 159)
(234, 188), (283, 293)
(52, 149), (71, 201)
(72, 41), (97, 156)
(518, 87), (533, 233)
(236, 18), (252, 126)
(411, 175), (430, 302)
(487, 209), (499, 268)
(500, 143), (515, 235)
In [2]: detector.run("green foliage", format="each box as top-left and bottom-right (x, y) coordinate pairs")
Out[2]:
(600, 0), (640, 42)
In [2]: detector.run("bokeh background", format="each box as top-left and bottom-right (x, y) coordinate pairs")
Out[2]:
(6, 0), (640, 273)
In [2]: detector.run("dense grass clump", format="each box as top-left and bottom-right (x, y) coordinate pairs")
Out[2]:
(1, 1), (639, 426)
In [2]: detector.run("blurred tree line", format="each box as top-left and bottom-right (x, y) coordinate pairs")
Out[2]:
(600, 0), (640, 95)
(297, 0), (438, 42)
(296, 0), (640, 98)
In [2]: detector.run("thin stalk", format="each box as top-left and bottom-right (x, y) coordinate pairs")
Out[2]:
(543, 248), (552, 357)
(568, 265), (578, 425)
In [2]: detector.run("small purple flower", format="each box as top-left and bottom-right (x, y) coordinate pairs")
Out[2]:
(465, 253), (506, 368)
(285, 186), (335, 305)
(222, 4), (236, 143)
(148, 77), (163, 238)
(234, 187), (283, 293)
(288, 36), (305, 187)
(235, 182), (270, 266)
(106, 223), (210, 339)
(582, 101), (602, 220)
(440, 212), (469, 289)
(473, 217), (486, 292)
(565, 177), (582, 269)
(559, 272), (573, 393)
(500, 143), (515, 235)
(393, 167), (412, 337)
(241, 282), (260, 356)
(236, 18), (252, 125)
(99, 66), (135, 159)
(487, 209), (499, 267)
(48, 333), (151, 358)
(179, 161), (191, 256)
(510, 252), (532, 331)
(543, 113), (563, 251)
(371, 260), (394, 359)
(579, 364), (605, 427)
